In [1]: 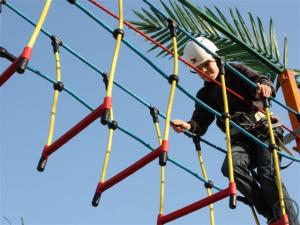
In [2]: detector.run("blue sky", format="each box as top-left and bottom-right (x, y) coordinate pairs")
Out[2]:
(1, 1), (300, 225)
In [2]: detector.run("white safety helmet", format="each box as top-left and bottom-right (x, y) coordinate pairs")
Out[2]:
(183, 36), (218, 68)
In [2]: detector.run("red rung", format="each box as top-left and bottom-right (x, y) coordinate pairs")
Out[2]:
(269, 214), (290, 225)
(42, 103), (105, 157)
(97, 145), (163, 193)
(0, 57), (19, 86)
(157, 214), (164, 225)
(158, 187), (231, 225)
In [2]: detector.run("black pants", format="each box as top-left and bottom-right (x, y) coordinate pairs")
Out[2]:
(221, 132), (299, 225)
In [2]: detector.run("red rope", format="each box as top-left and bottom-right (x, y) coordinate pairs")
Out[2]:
(88, 0), (300, 140)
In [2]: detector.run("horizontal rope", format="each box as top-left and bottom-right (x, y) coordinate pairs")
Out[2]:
(4, 1), (226, 188)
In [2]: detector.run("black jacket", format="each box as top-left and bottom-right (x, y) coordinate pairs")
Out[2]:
(188, 63), (275, 136)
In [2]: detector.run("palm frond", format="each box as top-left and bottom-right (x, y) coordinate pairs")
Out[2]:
(131, 0), (299, 90)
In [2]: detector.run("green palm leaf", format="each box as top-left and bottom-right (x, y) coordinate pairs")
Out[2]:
(131, 0), (300, 89)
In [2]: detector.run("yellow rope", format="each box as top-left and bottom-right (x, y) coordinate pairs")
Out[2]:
(28, 0), (52, 48)
(157, 124), (165, 214)
(159, 24), (178, 215)
(197, 151), (215, 225)
(100, 108), (115, 182)
(264, 104), (287, 216)
(220, 74), (234, 183)
(46, 51), (61, 145)
(163, 36), (178, 141)
(99, 0), (123, 181)
(160, 165), (165, 215)
(105, 0), (123, 98)
(153, 120), (164, 214)
(155, 122), (162, 144)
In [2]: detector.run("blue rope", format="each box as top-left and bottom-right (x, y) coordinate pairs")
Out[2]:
(28, 63), (224, 190)
(142, 0), (300, 117)
(73, 1), (300, 163)
(4, 2), (225, 189)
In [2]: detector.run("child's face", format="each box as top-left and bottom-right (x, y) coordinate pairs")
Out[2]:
(196, 59), (219, 82)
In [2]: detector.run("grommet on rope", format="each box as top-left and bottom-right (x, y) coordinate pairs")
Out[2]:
(167, 18), (177, 38)
(0, 47), (16, 62)
(216, 56), (225, 75)
(168, 74), (178, 85)
(108, 120), (118, 130)
(149, 106), (159, 123)
(102, 72), (109, 90)
(53, 81), (64, 92)
(50, 35), (63, 53)
(269, 144), (278, 151)
(192, 135), (201, 151)
(92, 182), (103, 207)
(204, 180), (214, 189)
(159, 140), (169, 166)
(263, 97), (270, 108)
(67, 0), (76, 4)
(37, 146), (49, 172)
(112, 28), (124, 40)
(16, 47), (32, 74)
(101, 110), (110, 125)
(0, 0), (6, 13)
(37, 156), (48, 172)
(220, 112), (231, 123)
(159, 152), (168, 166)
